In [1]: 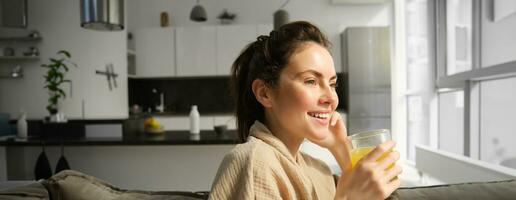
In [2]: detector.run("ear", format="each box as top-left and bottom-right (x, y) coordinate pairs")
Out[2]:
(251, 79), (273, 108)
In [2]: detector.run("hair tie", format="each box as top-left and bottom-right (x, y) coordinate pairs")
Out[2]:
(257, 35), (268, 43)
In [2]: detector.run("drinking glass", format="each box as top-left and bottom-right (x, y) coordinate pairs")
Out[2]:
(349, 129), (391, 167)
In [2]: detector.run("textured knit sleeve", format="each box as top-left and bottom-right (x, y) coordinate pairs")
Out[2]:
(209, 142), (284, 200)
(209, 148), (254, 200)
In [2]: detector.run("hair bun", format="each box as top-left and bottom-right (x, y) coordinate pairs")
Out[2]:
(269, 30), (279, 41)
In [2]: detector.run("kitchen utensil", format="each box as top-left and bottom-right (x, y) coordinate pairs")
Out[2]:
(34, 143), (52, 180)
(55, 142), (70, 174)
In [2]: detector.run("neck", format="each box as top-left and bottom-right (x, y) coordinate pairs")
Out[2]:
(264, 112), (304, 159)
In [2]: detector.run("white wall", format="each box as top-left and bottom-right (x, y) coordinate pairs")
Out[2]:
(6, 145), (234, 191)
(127, 0), (392, 72)
(0, 0), (128, 120)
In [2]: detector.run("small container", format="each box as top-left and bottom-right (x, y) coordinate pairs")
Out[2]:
(3, 47), (15, 56)
(214, 125), (227, 135)
(160, 12), (170, 27)
(189, 105), (200, 134)
(17, 112), (27, 138)
(29, 31), (40, 38)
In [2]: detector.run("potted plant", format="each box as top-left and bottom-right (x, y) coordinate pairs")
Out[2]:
(217, 9), (236, 25)
(41, 50), (76, 122)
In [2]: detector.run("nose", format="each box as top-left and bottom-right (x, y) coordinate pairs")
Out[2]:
(319, 84), (337, 106)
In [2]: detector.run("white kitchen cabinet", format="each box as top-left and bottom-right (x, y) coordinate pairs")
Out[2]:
(134, 27), (175, 77)
(175, 26), (217, 77)
(216, 25), (257, 76)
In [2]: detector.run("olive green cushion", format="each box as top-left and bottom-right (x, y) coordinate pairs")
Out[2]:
(44, 170), (208, 200)
(388, 179), (516, 200)
(0, 182), (49, 200)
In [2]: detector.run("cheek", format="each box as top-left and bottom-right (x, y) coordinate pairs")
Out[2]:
(281, 87), (316, 112)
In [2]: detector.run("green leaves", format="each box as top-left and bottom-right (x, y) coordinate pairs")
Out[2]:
(41, 50), (76, 115)
(58, 50), (71, 58)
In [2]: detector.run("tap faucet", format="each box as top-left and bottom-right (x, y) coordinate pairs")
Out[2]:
(155, 93), (165, 113)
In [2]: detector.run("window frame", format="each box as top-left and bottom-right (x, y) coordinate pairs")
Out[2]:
(434, 0), (516, 159)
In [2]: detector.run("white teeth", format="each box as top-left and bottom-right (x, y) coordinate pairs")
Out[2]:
(309, 112), (329, 119)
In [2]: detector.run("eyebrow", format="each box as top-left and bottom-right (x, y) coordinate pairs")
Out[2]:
(296, 70), (337, 81)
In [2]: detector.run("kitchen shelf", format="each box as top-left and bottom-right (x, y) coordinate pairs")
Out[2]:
(0, 75), (23, 79)
(0, 37), (42, 42)
(0, 56), (40, 61)
(0, 130), (239, 146)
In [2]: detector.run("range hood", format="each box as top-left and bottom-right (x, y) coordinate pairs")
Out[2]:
(0, 0), (28, 28)
(80, 0), (124, 31)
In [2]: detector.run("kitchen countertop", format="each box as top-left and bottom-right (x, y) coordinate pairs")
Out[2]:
(0, 130), (239, 146)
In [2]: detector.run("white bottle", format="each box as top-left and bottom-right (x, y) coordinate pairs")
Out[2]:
(189, 105), (200, 134)
(17, 112), (27, 138)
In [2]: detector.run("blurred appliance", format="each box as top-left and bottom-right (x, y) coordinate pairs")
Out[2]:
(341, 27), (391, 133)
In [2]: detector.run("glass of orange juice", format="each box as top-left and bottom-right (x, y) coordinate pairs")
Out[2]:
(349, 129), (391, 168)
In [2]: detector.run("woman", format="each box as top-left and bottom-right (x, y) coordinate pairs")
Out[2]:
(209, 21), (401, 200)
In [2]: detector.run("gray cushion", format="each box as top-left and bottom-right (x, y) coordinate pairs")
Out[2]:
(388, 179), (516, 200)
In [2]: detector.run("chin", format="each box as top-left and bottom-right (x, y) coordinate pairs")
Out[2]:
(308, 127), (329, 141)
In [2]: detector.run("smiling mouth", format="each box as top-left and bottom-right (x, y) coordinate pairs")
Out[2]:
(308, 112), (330, 119)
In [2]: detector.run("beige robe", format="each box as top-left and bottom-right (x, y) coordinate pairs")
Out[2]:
(209, 121), (336, 200)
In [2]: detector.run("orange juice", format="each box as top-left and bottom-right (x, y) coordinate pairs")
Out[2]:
(350, 147), (374, 167)
(350, 147), (391, 168)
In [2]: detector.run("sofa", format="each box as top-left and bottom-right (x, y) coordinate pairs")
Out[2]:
(1, 170), (515, 200)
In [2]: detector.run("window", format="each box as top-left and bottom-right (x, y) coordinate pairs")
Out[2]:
(438, 90), (464, 155)
(446, 0), (472, 75)
(480, 77), (516, 169)
(428, 0), (516, 171)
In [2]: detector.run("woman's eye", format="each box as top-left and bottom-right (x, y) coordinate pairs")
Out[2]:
(330, 82), (338, 88)
(304, 79), (316, 85)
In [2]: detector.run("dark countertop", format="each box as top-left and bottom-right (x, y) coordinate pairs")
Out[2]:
(0, 130), (239, 146)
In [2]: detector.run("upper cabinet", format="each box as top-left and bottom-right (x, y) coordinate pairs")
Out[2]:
(176, 26), (217, 77)
(134, 27), (175, 77)
(133, 24), (273, 78)
(216, 25), (257, 76)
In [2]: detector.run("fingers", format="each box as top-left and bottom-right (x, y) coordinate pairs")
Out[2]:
(330, 111), (340, 126)
(377, 151), (400, 170)
(362, 140), (396, 162)
(382, 164), (402, 183)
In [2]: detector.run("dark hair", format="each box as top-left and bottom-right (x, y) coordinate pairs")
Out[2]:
(230, 21), (331, 142)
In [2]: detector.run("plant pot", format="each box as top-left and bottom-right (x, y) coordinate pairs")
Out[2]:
(48, 113), (67, 123)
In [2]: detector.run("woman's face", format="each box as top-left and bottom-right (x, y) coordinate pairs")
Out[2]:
(268, 42), (338, 141)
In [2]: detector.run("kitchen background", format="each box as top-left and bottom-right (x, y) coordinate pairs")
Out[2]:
(0, 0), (389, 121)
(0, 0), (392, 191)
